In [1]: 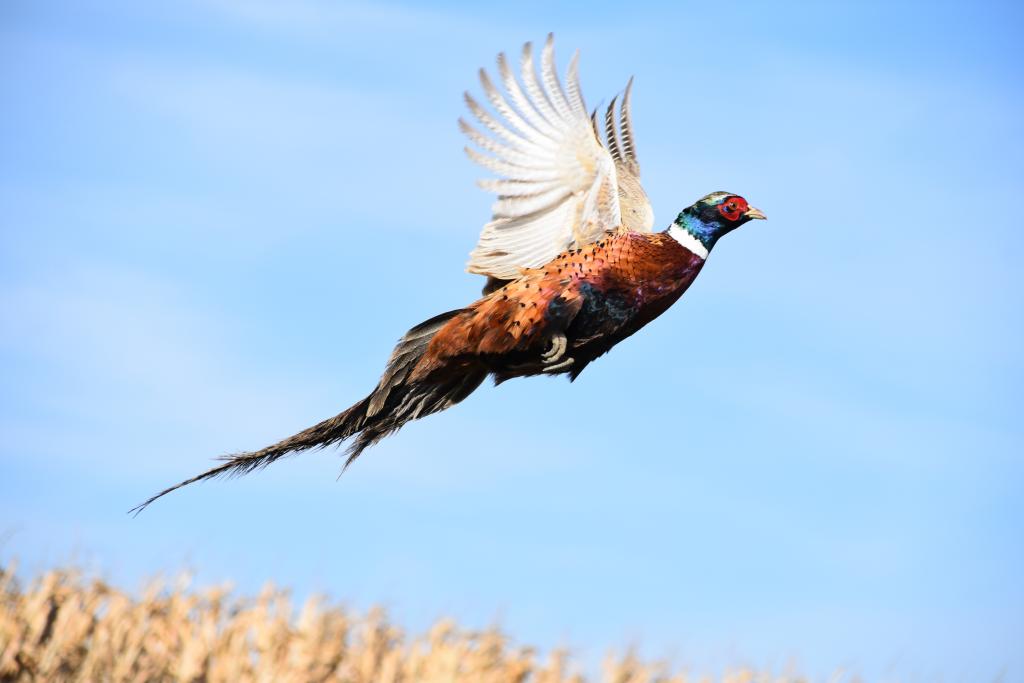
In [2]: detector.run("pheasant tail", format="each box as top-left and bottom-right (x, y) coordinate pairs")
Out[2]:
(130, 309), (485, 515)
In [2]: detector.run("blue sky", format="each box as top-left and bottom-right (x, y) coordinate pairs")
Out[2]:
(1, 0), (1022, 679)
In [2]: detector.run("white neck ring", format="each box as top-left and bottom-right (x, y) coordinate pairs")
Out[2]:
(667, 223), (709, 259)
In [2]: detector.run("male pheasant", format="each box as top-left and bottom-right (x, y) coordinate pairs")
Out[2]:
(132, 35), (765, 513)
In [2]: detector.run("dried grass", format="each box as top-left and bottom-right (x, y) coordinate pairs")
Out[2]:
(0, 562), (836, 683)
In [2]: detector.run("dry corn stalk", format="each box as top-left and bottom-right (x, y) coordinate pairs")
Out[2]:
(0, 562), (834, 683)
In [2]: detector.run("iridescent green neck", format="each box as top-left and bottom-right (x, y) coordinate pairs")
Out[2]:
(675, 210), (719, 251)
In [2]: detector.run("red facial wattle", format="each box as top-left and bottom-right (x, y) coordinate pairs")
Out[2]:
(718, 197), (749, 222)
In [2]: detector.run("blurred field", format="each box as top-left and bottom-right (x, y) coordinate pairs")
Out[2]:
(0, 562), (842, 683)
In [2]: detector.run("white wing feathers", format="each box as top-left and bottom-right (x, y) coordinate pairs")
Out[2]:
(462, 35), (633, 281)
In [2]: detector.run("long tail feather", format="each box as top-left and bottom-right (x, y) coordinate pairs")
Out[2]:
(131, 308), (481, 515)
(129, 396), (373, 516)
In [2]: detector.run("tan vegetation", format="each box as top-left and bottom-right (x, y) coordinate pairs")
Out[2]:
(0, 562), (836, 683)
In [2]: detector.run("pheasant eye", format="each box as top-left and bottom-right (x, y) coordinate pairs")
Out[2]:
(718, 198), (743, 221)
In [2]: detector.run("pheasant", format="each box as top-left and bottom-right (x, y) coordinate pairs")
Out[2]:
(132, 35), (765, 513)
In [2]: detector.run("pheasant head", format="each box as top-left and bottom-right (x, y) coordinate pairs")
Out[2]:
(670, 192), (766, 256)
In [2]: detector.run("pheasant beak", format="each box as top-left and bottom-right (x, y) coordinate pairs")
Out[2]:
(744, 206), (767, 221)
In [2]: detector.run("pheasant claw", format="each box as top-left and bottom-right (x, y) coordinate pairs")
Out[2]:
(541, 333), (568, 364)
(542, 357), (574, 373)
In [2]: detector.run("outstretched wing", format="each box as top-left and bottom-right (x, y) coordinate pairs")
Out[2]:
(593, 77), (654, 234)
(462, 35), (629, 281)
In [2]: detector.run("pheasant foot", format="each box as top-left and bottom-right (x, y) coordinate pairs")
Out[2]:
(541, 333), (567, 364)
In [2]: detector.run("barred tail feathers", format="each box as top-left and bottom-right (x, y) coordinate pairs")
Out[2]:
(130, 308), (482, 514)
(128, 396), (374, 515)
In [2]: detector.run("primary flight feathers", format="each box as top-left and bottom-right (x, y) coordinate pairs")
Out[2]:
(463, 34), (653, 281)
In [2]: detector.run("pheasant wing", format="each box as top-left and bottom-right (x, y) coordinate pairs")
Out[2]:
(462, 35), (626, 281)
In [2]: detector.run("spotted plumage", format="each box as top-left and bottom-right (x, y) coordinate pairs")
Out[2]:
(416, 231), (704, 384)
(131, 36), (765, 514)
